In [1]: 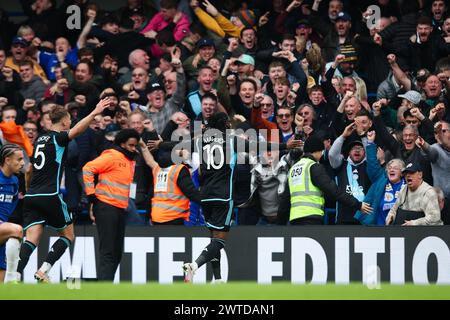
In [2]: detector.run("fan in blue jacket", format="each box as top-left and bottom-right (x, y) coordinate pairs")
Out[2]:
(354, 131), (406, 225)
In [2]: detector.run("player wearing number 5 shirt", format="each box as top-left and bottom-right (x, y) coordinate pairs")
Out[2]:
(13, 100), (110, 283)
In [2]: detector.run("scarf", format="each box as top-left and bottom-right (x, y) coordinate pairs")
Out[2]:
(382, 179), (405, 212)
(346, 158), (365, 201)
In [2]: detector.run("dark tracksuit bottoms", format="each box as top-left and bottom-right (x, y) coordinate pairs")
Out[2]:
(94, 200), (126, 281)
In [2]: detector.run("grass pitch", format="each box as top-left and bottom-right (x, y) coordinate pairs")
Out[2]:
(1, 282), (450, 300)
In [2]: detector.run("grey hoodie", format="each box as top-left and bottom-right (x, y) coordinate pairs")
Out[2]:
(19, 75), (47, 101)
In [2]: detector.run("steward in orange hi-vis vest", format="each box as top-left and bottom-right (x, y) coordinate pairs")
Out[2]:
(83, 148), (135, 209)
(136, 143), (202, 226)
(82, 129), (140, 282)
(151, 164), (191, 223)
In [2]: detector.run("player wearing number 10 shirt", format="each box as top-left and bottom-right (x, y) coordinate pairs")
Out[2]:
(12, 100), (110, 282)
(183, 112), (289, 283)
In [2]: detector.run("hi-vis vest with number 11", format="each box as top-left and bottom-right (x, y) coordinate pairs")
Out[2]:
(151, 164), (190, 223)
(288, 157), (325, 220)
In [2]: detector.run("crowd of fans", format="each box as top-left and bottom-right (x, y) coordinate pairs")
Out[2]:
(0, 0), (449, 226)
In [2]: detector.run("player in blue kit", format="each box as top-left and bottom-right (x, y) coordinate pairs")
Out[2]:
(0, 144), (25, 283)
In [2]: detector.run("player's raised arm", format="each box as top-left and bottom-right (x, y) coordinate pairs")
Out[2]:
(68, 98), (111, 140)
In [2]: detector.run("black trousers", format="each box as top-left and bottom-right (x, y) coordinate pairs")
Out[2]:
(290, 216), (324, 225)
(94, 200), (126, 281)
(152, 218), (185, 225)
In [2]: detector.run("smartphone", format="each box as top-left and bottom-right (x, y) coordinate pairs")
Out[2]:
(294, 128), (306, 140)
(142, 130), (159, 143)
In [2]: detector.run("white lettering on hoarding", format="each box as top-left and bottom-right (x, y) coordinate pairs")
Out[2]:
(390, 238), (405, 284)
(412, 236), (450, 285)
(291, 238), (327, 284)
(23, 235), (450, 284)
(354, 238), (385, 285)
(257, 237), (284, 284)
(335, 237), (350, 284)
(125, 237), (154, 284)
(159, 237), (185, 284)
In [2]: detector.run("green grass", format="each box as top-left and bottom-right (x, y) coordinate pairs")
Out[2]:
(1, 282), (450, 300)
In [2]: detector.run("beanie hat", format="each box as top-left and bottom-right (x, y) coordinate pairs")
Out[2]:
(236, 9), (257, 28)
(304, 135), (324, 154)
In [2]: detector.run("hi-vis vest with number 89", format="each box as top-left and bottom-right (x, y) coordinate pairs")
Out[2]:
(288, 158), (325, 220)
(151, 164), (190, 223)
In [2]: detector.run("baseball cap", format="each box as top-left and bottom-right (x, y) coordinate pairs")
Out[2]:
(234, 54), (255, 66)
(197, 38), (215, 49)
(12, 36), (28, 47)
(348, 140), (364, 150)
(336, 12), (352, 22)
(416, 69), (430, 82)
(296, 19), (311, 29)
(129, 6), (145, 17)
(146, 82), (165, 94)
(402, 162), (422, 174)
(398, 90), (422, 106)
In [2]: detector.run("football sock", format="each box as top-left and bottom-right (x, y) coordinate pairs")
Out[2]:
(17, 240), (36, 274)
(210, 250), (222, 280)
(195, 238), (225, 269)
(5, 238), (21, 274)
(43, 237), (72, 271)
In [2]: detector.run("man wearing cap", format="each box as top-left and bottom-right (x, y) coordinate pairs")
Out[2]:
(386, 162), (442, 226)
(235, 54), (256, 80)
(139, 51), (186, 134)
(5, 37), (47, 82)
(329, 123), (371, 224)
(314, 10), (355, 63)
(128, 6), (150, 32)
(398, 90), (422, 109)
(311, 0), (344, 33)
(183, 38), (217, 81)
(294, 19), (322, 52)
(278, 134), (373, 225)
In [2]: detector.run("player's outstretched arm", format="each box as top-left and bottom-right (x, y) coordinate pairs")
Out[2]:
(68, 98), (110, 140)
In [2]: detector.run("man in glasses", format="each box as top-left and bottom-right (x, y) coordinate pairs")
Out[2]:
(402, 108), (436, 144)
(329, 123), (371, 225)
(23, 121), (39, 145)
(275, 106), (294, 143)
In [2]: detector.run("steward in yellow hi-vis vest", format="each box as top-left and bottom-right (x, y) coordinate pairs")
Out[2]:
(288, 157), (325, 220)
(278, 135), (373, 225)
